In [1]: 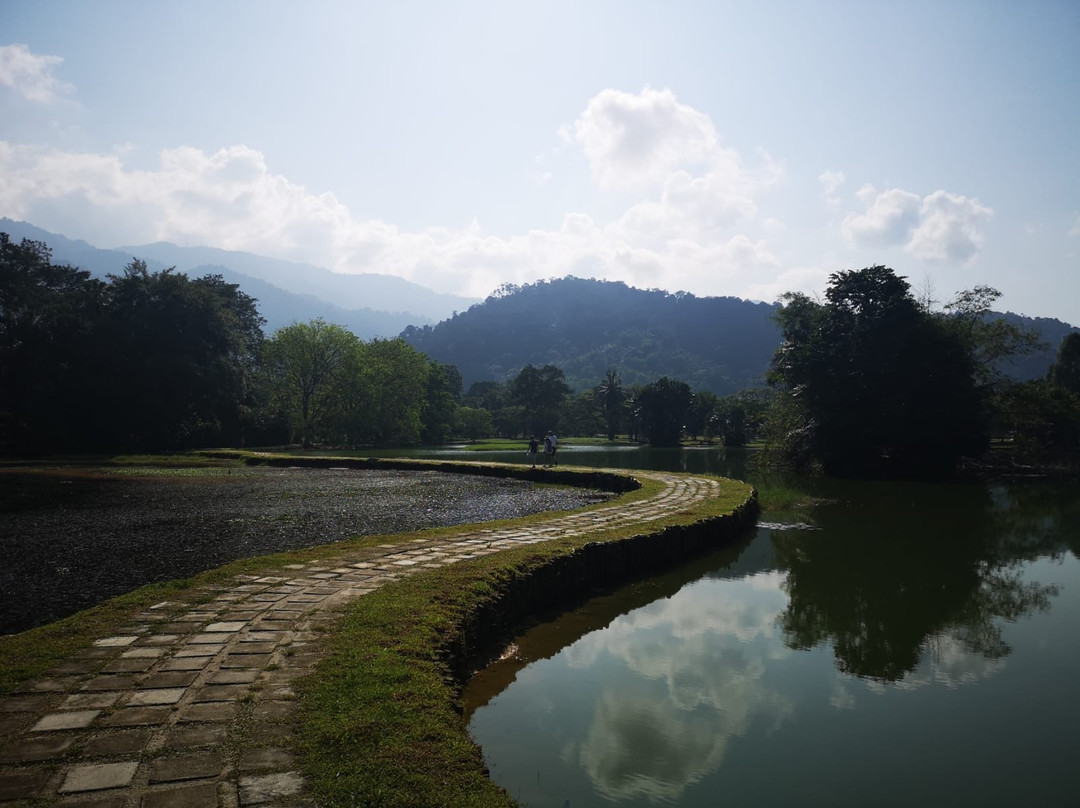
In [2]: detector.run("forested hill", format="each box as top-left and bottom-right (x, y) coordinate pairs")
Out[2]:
(400, 277), (782, 394)
(401, 276), (1079, 395)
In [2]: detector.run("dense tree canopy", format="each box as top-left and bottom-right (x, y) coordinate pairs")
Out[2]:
(769, 266), (989, 476)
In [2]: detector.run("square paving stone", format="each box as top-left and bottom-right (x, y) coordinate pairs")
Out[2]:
(141, 671), (200, 689)
(222, 654), (271, 669)
(25, 677), (79, 692)
(31, 709), (100, 731)
(243, 631), (284, 643)
(104, 658), (157, 673)
(0, 734), (75, 762)
(142, 782), (219, 808)
(63, 692), (121, 710)
(81, 675), (136, 691)
(175, 645), (225, 657)
(149, 751), (223, 783)
(252, 701), (295, 722)
(239, 747), (295, 772)
(82, 729), (152, 756)
(210, 670), (258, 685)
(140, 634), (181, 645)
(128, 688), (186, 706)
(122, 647), (165, 658)
(164, 724), (227, 748)
(59, 761), (139, 793)
(102, 707), (173, 727)
(179, 703), (238, 723)
(194, 685), (249, 702)
(0, 767), (53, 800)
(58, 760), (138, 790)
(230, 642), (275, 654)
(238, 771), (305, 805)
(93, 636), (138, 648)
(204, 622), (246, 633)
(162, 658), (211, 672)
(189, 633), (230, 644)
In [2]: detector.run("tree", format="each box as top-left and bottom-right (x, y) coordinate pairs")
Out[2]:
(510, 364), (570, 436)
(0, 235), (107, 453)
(263, 319), (360, 448)
(769, 266), (987, 476)
(454, 406), (494, 441)
(1048, 333), (1080, 395)
(351, 338), (431, 446)
(637, 377), (692, 447)
(593, 368), (624, 441)
(421, 361), (462, 444)
(685, 391), (718, 442)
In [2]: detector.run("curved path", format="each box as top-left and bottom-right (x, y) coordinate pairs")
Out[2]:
(0, 468), (726, 807)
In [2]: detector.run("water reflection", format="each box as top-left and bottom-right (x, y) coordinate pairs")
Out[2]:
(565, 573), (795, 803)
(774, 481), (1062, 682)
(467, 477), (1079, 807)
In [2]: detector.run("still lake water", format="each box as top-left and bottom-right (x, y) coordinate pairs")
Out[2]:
(419, 446), (1080, 807)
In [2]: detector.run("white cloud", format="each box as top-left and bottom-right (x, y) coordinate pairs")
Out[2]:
(0, 44), (74, 103)
(0, 124), (782, 300)
(841, 184), (992, 265)
(1069, 213), (1080, 237)
(841, 184), (922, 247)
(819, 169), (845, 207)
(907, 190), (993, 263)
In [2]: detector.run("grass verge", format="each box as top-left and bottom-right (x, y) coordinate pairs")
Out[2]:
(294, 471), (755, 808)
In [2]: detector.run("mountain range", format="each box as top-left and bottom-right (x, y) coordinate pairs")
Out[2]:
(3, 219), (1076, 395)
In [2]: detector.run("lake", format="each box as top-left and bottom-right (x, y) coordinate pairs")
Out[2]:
(452, 447), (1080, 807)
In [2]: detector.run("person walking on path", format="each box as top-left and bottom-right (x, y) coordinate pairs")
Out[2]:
(527, 435), (539, 468)
(550, 432), (559, 465)
(543, 433), (554, 466)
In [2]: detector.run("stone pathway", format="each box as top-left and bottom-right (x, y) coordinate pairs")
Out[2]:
(0, 468), (724, 807)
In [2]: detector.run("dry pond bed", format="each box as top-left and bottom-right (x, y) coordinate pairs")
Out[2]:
(0, 465), (612, 635)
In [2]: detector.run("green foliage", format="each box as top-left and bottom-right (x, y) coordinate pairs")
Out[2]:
(0, 236), (265, 453)
(402, 277), (781, 394)
(1049, 332), (1080, 395)
(263, 319), (361, 448)
(637, 376), (692, 446)
(769, 266), (988, 476)
(509, 363), (570, 437)
(594, 368), (624, 441)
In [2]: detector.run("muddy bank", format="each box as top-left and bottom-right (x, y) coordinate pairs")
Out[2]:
(0, 466), (612, 634)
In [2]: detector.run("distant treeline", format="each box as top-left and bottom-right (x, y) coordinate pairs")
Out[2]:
(3, 235), (1078, 473)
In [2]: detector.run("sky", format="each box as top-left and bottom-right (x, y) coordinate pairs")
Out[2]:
(1, 0), (1078, 322)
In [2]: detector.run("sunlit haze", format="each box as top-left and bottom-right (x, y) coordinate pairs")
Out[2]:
(1, 1), (1077, 321)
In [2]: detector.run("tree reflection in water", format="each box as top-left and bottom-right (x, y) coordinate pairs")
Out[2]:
(774, 479), (1066, 682)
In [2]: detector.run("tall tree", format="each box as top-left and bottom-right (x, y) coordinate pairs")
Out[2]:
(770, 266), (986, 476)
(510, 363), (570, 437)
(593, 368), (624, 441)
(263, 319), (360, 448)
(637, 377), (692, 447)
(1048, 332), (1080, 395)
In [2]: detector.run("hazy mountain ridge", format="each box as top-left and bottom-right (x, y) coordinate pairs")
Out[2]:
(0, 219), (475, 337)
(401, 276), (1079, 394)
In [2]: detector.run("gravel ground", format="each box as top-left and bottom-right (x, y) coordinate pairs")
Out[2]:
(0, 466), (613, 635)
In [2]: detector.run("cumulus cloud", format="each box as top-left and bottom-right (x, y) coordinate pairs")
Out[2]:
(0, 44), (74, 103)
(0, 123), (781, 299)
(841, 184), (992, 264)
(819, 169), (845, 207)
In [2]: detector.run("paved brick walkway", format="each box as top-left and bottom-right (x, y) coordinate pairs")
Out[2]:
(0, 468), (724, 807)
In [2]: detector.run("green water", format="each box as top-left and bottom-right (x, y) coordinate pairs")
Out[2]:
(455, 450), (1080, 807)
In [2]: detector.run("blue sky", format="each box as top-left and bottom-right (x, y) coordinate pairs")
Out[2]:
(1, 0), (1077, 322)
